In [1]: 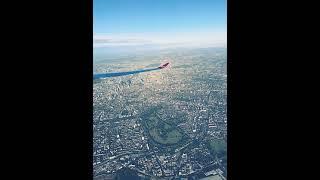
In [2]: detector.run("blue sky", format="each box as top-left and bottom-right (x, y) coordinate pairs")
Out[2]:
(94, 0), (226, 47)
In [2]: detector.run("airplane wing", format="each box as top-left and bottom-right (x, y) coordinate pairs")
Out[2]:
(93, 63), (169, 80)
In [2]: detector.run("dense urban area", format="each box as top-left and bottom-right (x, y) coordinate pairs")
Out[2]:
(93, 47), (227, 180)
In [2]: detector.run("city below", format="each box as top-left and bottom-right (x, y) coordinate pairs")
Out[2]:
(93, 47), (227, 180)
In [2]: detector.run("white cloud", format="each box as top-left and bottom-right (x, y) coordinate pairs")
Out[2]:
(93, 31), (226, 48)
